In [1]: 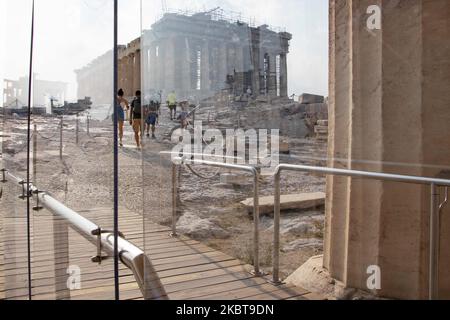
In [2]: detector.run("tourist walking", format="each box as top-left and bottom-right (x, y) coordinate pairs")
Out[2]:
(130, 90), (143, 149)
(167, 90), (177, 120)
(116, 88), (129, 147)
(145, 100), (159, 139)
(178, 100), (190, 129)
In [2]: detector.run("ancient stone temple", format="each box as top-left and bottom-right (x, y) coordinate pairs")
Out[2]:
(75, 50), (113, 105)
(141, 11), (292, 100)
(324, 0), (450, 299)
(118, 38), (141, 98)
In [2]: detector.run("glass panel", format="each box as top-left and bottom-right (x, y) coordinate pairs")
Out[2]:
(2, 0), (444, 302)
(1, 0), (33, 300)
(137, 0), (329, 299)
(29, 0), (115, 300)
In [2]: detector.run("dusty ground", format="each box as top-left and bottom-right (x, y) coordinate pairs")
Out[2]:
(1, 103), (327, 280)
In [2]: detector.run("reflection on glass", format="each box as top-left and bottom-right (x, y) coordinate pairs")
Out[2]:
(136, 1), (329, 300)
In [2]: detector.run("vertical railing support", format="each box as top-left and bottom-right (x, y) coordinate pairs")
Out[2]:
(272, 170), (281, 284)
(33, 123), (37, 184)
(86, 114), (90, 136)
(19, 180), (29, 200)
(1, 169), (7, 183)
(75, 114), (79, 145)
(252, 169), (261, 276)
(171, 163), (178, 237)
(59, 117), (63, 159)
(429, 183), (440, 300)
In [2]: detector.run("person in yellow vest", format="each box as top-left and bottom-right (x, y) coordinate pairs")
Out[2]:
(167, 91), (177, 121)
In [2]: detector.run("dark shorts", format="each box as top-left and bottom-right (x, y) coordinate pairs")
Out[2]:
(146, 114), (157, 126)
(169, 104), (176, 110)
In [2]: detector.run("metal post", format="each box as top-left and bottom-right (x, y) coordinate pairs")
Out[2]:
(171, 163), (177, 237)
(272, 171), (281, 283)
(59, 117), (63, 159)
(75, 114), (79, 145)
(253, 170), (260, 276)
(429, 183), (440, 300)
(86, 114), (90, 136)
(1, 169), (7, 183)
(33, 123), (37, 184)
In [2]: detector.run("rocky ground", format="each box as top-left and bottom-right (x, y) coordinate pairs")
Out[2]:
(1, 97), (328, 280)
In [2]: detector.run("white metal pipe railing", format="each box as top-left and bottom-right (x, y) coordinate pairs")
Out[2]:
(2, 169), (167, 300)
(273, 164), (450, 300)
(171, 156), (262, 276)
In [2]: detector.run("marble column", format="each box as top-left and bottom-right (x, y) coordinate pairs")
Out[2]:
(126, 54), (134, 97)
(279, 53), (288, 97)
(251, 42), (261, 96)
(218, 42), (228, 91)
(133, 49), (141, 94)
(201, 41), (211, 93)
(267, 53), (277, 96)
(325, 0), (450, 299)
(164, 38), (176, 92)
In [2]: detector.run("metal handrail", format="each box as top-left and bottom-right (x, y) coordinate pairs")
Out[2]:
(273, 164), (450, 300)
(2, 169), (168, 300)
(171, 156), (262, 276)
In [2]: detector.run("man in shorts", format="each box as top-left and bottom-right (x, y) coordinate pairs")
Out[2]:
(130, 90), (143, 149)
(177, 100), (190, 129)
(167, 90), (177, 120)
(145, 100), (159, 139)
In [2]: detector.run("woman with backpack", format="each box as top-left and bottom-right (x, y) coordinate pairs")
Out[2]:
(129, 90), (142, 149)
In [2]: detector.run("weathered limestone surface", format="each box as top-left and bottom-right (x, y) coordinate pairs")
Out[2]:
(240, 192), (325, 215)
(325, 0), (450, 299)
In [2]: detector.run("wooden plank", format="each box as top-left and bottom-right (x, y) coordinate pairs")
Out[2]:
(199, 283), (305, 300)
(1, 241), (214, 267)
(171, 276), (269, 300)
(1, 206), (315, 301)
(240, 287), (310, 300)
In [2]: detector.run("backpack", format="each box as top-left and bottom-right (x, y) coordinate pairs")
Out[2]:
(132, 97), (141, 117)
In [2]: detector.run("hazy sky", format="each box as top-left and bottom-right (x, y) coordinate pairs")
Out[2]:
(1, 0), (328, 102)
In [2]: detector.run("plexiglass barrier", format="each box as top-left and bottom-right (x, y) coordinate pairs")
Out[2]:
(1, 0), (117, 300)
(137, 0), (330, 299)
(2, 0), (450, 301)
(1, 0), (34, 300)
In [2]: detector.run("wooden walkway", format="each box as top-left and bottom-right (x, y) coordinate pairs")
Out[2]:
(0, 206), (320, 300)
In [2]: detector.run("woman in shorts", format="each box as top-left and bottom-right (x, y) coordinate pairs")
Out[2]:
(116, 88), (129, 147)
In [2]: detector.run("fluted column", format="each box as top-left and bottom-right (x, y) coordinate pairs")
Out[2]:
(325, 0), (450, 299)
(133, 49), (141, 94)
(279, 54), (288, 97)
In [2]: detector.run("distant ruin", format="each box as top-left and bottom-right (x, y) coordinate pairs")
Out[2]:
(141, 11), (292, 100)
(3, 76), (67, 109)
(75, 9), (292, 104)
